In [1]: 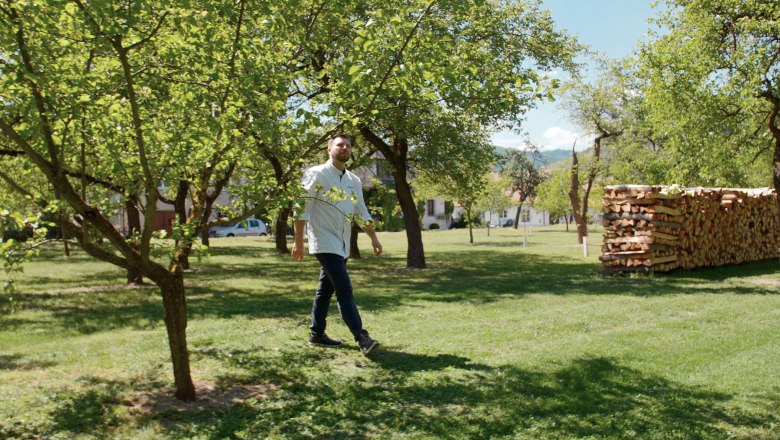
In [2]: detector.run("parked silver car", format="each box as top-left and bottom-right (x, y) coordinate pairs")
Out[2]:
(209, 219), (268, 237)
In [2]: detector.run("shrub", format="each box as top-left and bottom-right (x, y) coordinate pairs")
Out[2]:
(449, 217), (467, 229)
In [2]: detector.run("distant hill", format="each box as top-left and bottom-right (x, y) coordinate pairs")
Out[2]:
(494, 146), (571, 167)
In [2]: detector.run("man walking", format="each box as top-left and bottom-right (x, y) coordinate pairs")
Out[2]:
(292, 133), (382, 354)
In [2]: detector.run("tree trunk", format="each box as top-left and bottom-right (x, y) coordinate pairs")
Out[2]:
(570, 217), (585, 243)
(199, 200), (214, 249)
(274, 205), (291, 254)
(774, 140), (780, 218)
(125, 198), (144, 284)
(465, 207), (474, 244)
(260, 151), (294, 254)
(765, 98), (780, 218)
(513, 204), (521, 230)
(577, 137), (603, 242)
(172, 180), (191, 271)
(568, 135), (607, 244)
(360, 126), (425, 268)
(145, 264), (196, 401)
(198, 162), (237, 249)
(395, 176), (426, 268)
(200, 226), (210, 248)
(178, 244), (192, 271)
(349, 222), (361, 259)
(61, 213), (71, 257)
(568, 149), (585, 244)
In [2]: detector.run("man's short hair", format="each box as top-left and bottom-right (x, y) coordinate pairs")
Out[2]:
(328, 132), (353, 147)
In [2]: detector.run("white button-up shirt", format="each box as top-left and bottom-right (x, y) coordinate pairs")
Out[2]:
(299, 161), (373, 258)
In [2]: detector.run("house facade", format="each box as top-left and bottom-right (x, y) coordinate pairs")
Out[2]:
(481, 205), (550, 227)
(108, 185), (238, 237)
(421, 198), (451, 230)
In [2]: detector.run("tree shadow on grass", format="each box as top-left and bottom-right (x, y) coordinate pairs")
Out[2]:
(0, 317), (42, 332)
(348, 251), (780, 311)
(661, 260), (780, 282)
(151, 351), (778, 439)
(185, 285), (311, 320)
(48, 378), (124, 436)
(369, 349), (492, 373)
(4, 247), (777, 335)
(0, 353), (57, 370)
(20, 344), (777, 439)
(11, 269), (129, 293)
(29, 292), (162, 334)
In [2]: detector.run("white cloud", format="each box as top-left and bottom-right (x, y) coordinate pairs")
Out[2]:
(543, 127), (578, 146)
(541, 127), (592, 150)
(490, 132), (524, 149)
(490, 126), (593, 151)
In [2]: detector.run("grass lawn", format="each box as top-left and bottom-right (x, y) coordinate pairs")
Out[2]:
(1, 225), (779, 439)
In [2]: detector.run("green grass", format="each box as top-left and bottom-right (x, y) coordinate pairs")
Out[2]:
(1, 225), (779, 439)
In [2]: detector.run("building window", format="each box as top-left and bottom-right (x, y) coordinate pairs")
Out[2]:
(426, 199), (435, 216)
(375, 159), (394, 184)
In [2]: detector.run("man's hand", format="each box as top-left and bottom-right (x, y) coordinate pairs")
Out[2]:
(364, 221), (382, 257)
(292, 220), (307, 262)
(291, 242), (305, 262)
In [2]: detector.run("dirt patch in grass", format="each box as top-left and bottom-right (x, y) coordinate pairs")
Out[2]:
(751, 278), (780, 287)
(122, 380), (276, 416)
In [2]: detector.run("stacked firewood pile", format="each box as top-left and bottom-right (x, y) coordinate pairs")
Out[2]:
(601, 185), (779, 273)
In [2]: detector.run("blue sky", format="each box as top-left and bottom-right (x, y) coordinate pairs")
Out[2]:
(490, 0), (664, 151)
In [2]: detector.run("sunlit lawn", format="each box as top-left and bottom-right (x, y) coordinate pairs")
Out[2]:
(1, 225), (779, 439)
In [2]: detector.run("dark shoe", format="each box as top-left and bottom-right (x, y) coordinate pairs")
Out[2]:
(309, 333), (342, 347)
(357, 330), (379, 354)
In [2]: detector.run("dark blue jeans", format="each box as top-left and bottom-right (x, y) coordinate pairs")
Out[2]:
(310, 253), (363, 340)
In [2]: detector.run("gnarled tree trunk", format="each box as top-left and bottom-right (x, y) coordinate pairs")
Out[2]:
(125, 197), (144, 284)
(569, 134), (609, 244)
(349, 222), (361, 259)
(144, 262), (195, 401)
(765, 97), (780, 217)
(568, 146), (586, 244)
(360, 126), (425, 268)
(394, 176), (426, 268)
(274, 205), (292, 254)
(172, 180), (191, 270)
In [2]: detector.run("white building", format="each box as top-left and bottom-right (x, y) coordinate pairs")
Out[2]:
(420, 198), (451, 230)
(481, 205), (550, 228)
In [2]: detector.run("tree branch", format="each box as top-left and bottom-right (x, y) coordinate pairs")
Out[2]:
(126, 11), (171, 51)
(70, 229), (132, 269)
(0, 169), (37, 202)
(360, 1), (439, 117)
(0, 148), (24, 157)
(290, 1), (327, 62)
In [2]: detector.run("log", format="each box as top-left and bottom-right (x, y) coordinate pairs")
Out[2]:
(600, 185), (779, 274)
(602, 213), (656, 221)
